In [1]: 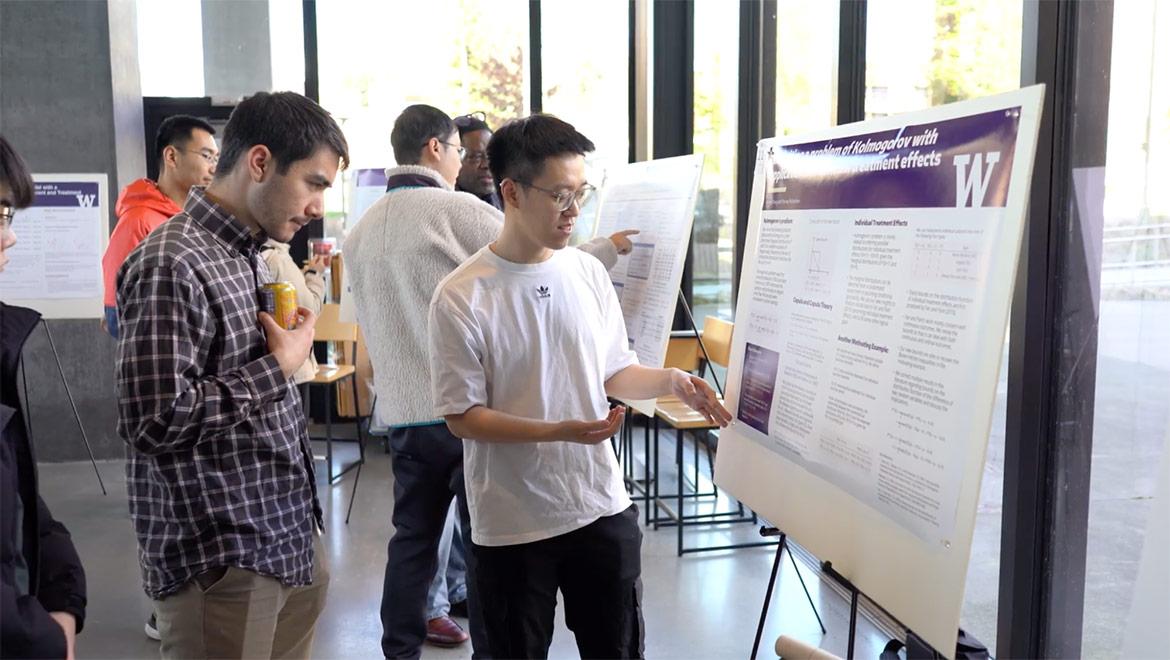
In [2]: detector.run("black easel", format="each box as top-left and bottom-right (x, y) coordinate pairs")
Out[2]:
(20, 319), (107, 495)
(750, 526), (826, 660)
(823, 560), (927, 660)
(676, 289), (723, 397)
(821, 562), (861, 659)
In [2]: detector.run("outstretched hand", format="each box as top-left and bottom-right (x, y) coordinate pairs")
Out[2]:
(669, 369), (732, 427)
(558, 406), (626, 444)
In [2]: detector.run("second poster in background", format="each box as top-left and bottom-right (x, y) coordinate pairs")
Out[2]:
(593, 154), (704, 415)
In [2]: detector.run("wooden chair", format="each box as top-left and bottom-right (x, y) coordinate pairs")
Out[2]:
(650, 316), (768, 555)
(301, 303), (367, 488)
(615, 332), (703, 523)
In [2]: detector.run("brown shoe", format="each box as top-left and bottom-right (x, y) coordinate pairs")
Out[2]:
(425, 616), (469, 648)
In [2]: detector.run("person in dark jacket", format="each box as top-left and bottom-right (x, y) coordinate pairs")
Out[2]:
(0, 135), (87, 659)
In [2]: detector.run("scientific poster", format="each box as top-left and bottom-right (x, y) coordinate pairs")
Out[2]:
(715, 87), (1044, 654)
(0, 174), (108, 318)
(593, 154), (704, 415)
(347, 167), (388, 230)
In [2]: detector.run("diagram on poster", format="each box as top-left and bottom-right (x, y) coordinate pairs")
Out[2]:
(0, 174), (109, 318)
(593, 154), (704, 415)
(714, 87), (1044, 655)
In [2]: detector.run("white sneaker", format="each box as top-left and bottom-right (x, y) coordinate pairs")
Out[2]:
(144, 613), (160, 641)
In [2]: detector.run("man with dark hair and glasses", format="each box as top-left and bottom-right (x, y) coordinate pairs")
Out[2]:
(1, 135), (88, 660)
(453, 112), (641, 257)
(429, 114), (732, 658)
(100, 115), (218, 340)
(116, 91), (346, 659)
(347, 103), (626, 658)
(348, 103), (491, 657)
(453, 112), (501, 210)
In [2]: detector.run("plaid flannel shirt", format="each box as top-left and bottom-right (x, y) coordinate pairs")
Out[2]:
(115, 188), (322, 599)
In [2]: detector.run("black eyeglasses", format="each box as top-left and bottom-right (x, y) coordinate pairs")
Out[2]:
(439, 141), (467, 161)
(519, 182), (596, 213)
(453, 111), (487, 128)
(0, 205), (15, 231)
(465, 150), (489, 165)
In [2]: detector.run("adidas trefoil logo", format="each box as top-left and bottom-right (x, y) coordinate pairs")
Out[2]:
(537, 285), (551, 298)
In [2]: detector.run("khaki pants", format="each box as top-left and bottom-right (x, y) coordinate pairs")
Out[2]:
(154, 535), (329, 659)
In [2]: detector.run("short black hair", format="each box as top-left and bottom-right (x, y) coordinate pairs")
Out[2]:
(216, 91), (350, 177)
(487, 114), (595, 193)
(0, 135), (36, 209)
(154, 114), (216, 173)
(454, 112), (492, 138)
(391, 104), (456, 165)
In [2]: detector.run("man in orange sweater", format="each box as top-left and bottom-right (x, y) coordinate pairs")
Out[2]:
(101, 115), (218, 338)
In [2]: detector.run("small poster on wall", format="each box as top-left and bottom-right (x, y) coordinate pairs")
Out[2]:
(0, 174), (109, 318)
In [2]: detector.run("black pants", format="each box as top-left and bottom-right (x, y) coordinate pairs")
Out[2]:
(472, 505), (645, 659)
(380, 423), (487, 659)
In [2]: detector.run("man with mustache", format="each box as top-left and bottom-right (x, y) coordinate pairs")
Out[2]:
(116, 92), (345, 659)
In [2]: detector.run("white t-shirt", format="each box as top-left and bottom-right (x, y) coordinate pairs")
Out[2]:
(429, 245), (639, 546)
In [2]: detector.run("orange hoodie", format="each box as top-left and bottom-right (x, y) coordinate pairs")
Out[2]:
(101, 179), (183, 306)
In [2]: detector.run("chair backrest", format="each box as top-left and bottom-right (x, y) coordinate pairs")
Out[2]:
(663, 336), (702, 372)
(313, 303), (358, 343)
(701, 316), (734, 368)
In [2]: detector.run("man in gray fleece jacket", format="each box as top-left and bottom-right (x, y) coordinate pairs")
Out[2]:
(344, 104), (627, 659)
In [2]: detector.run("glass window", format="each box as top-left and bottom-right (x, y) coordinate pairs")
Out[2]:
(269, 0), (305, 94)
(137, 0), (205, 97)
(316, 0), (529, 236)
(541, 0), (629, 166)
(541, 0), (629, 242)
(692, 0), (739, 322)
(775, 0), (839, 137)
(865, 0), (1022, 118)
(1083, 0), (1170, 655)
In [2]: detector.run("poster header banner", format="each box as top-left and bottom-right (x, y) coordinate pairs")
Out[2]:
(765, 108), (1021, 211)
(31, 182), (102, 208)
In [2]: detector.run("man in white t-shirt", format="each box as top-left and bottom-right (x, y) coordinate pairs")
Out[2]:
(428, 114), (731, 658)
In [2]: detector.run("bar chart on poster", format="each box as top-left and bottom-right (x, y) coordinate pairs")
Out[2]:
(593, 154), (704, 415)
(714, 87), (1045, 654)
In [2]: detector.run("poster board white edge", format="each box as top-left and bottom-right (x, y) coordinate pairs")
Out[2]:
(4, 173), (110, 319)
(713, 85), (1046, 655)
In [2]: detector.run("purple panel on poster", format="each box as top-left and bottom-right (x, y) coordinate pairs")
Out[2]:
(32, 182), (100, 207)
(764, 108), (1021, 210)
(354, 168), (388, 187)
(738, 342), (781, 435)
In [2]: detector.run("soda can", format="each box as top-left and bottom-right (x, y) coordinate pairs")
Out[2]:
(260, 281), (299, 329)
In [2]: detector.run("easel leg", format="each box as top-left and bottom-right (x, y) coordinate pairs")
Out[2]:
(750, 533), (787, 660)
(345, 375), (364, 524)
(751, 530), (826, 659)
(676, 428), (684, 556)
(789, 549), (826, 634)
(41, 320), (106, 495)
(643, 412), (651, 526)
(847, 588), (859, 660)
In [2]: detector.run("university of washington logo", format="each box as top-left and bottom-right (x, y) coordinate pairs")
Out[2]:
(953, 151), (1001, 207)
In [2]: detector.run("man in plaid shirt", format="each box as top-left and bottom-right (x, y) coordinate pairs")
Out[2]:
(116, 91), (348, 659)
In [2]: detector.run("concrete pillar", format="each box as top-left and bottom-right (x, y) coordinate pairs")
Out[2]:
(0, 0), (145, 462)
(201, 0), (273, 100)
